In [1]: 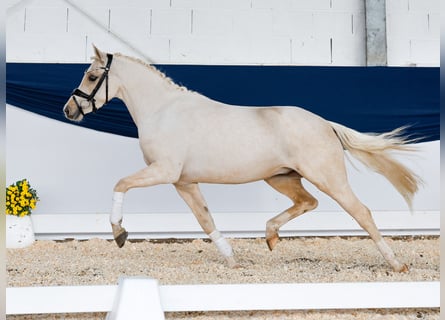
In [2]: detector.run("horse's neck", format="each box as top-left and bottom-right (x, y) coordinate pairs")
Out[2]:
(114, 57), (180, 125)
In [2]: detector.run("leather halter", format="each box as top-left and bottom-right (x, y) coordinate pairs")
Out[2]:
(71, 53), (113, 115)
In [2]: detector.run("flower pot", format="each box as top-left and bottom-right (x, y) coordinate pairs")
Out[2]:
(6, 214), (35, 248)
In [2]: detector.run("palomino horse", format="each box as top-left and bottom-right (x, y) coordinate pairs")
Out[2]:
(64, 46), (421, 272)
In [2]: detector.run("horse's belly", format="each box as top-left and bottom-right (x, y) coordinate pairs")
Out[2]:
(180, 153), (291, 184)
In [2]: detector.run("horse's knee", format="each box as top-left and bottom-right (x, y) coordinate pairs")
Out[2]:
(114, 178), (129, 193)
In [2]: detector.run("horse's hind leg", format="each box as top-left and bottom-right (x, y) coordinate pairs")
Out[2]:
(301, 157), (408, 272)
(175, 182), (238, 268)
(264, 172), (318, 250)
(323, 184), (408, 272)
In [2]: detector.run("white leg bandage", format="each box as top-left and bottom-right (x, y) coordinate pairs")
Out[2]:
(110, 192), (125, 225)
(209, 230), (233, 258)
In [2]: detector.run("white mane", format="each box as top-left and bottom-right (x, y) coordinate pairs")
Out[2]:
(114, 53), (189, 92)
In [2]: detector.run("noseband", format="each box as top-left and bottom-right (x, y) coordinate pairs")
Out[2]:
(71, 53), (113, 115)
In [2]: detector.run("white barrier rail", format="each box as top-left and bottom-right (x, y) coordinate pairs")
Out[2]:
(7, 279), (440, 319)
(32, 211), (440, 240)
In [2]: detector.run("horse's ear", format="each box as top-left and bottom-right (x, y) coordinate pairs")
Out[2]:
(92, 44), (106, 63)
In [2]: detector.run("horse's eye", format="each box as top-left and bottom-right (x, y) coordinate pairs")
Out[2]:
(88, 75), (98, 81)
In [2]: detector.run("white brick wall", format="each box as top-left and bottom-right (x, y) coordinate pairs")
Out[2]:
(7, 0), (365, 65)
(152, 9), (191, 36)
(25, 7), (68, 34)
(109, 8), (151, 36)
(386, 0), (439, 66)
(5, 0), (439, 65)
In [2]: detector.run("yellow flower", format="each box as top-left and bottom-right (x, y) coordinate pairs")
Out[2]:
(6, 179), (38, 216)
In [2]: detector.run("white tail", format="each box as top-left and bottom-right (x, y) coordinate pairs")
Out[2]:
(329, 121), (422, 211)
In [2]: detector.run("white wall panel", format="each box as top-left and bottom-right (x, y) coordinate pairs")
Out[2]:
(172, 0), (251, 10)
(192, 10), (234, 36)
(386, 37), (410, 66)
(428, 13), (440, 38)
(386, 0), (409, 12)
(291, 36), (331, 65)
(407, 0), (439, 12)
(331, 0), (365, 12)
(352, 12), (366, 36)
(6, 6), (25, 33)
(386, 12), (429, 39)
(112, 0), (170, 9)
(109, 8), (151, 36)
(170, 36), (248, 64)
(313, 12), (353, 37)
(64, 0), (168, 8)
(7, 33), (87, 62)
(271, 11), (313, 37)
(386, 0), (439, 66)
(66, 6), (110, 35)
(25, 7), (68, 34)
(409, 39), (440, 65)
(332, 35), (366, 65)
(246, 36), (291, 64)
(232, 9), (276, 36)
(151, 9), (191, 36)
(289, 0), (332, 11)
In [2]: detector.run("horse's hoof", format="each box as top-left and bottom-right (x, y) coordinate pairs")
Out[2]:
(397, 264), (409, 273)
(266, 235), (279, 251)
(114, 228), (128, 248)
(226, 256), (242, 269)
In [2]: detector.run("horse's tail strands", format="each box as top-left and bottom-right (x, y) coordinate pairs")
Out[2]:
(329, 121), (422, 211)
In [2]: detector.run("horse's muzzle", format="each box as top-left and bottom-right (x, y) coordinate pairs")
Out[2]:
(63, 99), (83, 122)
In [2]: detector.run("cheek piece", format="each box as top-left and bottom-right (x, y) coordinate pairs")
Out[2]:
(71, 53), (113, 116)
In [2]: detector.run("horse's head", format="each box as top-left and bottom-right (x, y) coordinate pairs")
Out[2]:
(63, 45), (117, 122)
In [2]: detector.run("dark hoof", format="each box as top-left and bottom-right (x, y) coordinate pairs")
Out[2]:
(114, 229), (128, 248)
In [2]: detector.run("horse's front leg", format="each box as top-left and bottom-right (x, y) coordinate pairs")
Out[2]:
(111, 162), (180, 248)
(110, 191), (127, 248)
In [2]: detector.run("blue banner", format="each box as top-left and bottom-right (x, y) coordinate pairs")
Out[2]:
(6, 63), (439, 142)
